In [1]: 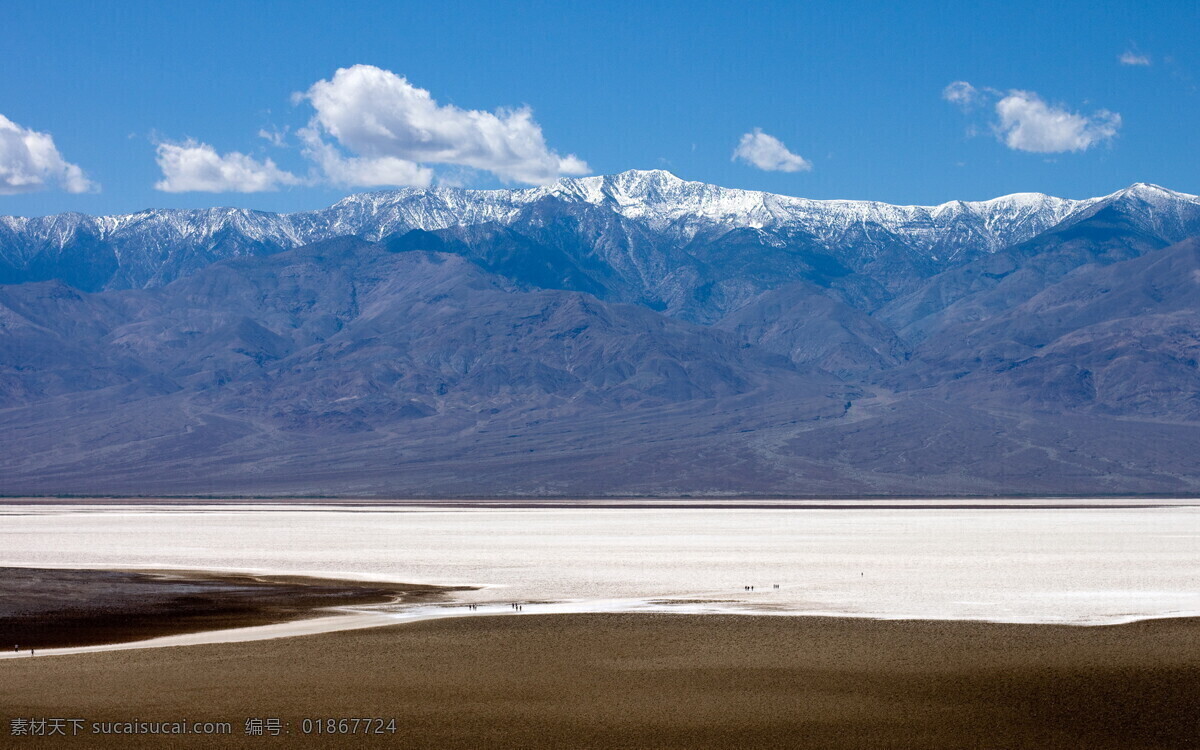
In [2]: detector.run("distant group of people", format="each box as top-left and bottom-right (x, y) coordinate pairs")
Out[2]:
(743, 584), (781, 591)
(462, 602), (526, 611)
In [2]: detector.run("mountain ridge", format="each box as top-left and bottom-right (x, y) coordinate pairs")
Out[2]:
(4, 171), (1197, 294)
(1, 172), (1198, 496)
(14, 170), (1196, 230)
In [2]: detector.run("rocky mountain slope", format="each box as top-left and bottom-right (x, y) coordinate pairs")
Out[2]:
(1, 172), (1198, 496)
(0, 170), (1147, 291)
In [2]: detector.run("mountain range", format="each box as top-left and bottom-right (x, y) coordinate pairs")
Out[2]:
(1, 170), (1197, 496)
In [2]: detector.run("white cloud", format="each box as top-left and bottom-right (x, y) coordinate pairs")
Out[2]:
(154, 140), (303, 193)
(944, 82), (1121, 154)
(0, 114), (96, 194)
(257, 126), (289, 147)
(993, 91), (1120, 153)
(731, 128), (812, 172)
(1119, 50), (1151, 66)
(297, 65), (588, 186)
(297, 126), (432, 188)
(942, 81), (979, 109)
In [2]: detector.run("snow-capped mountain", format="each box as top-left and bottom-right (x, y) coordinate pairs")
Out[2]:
(543, 170), (1093, 258)
(3, 170), (1196, 293)
(2, 172), (1200, 497)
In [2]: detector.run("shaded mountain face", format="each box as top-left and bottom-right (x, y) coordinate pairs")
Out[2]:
(1, 172), (1199, 496)
(3, 238), (844, 415)
(878, 187), (1197, 343)
(923, 238), (1200, 420)
(0, 238), (858, 495)
(0, 170), (1141, 293)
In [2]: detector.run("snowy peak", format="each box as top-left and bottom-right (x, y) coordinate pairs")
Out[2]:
(546, 170), (772, 228)
(554, 168), (688, 201)
(1, 174), (1198, 293)
(1083, 182), (1200, 213)
(535, 171), (1092, 253)
(1051, 182), (1200, 241)
(1113, 182), (1198, 202)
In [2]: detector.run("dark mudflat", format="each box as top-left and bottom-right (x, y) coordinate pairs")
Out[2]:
(0, 567), (461, 649)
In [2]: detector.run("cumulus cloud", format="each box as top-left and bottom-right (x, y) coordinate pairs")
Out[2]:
(296, 126), (433, 188)
(154, 140), (303, 193)
(297, 65), (588, 186)
(731, 128), (812, 172)
(0, 114), (96, 194)
(941, 81), (979, 109)
(993, 91), (1120, 153)
(944, 82), (1121, 154)
(1119, 50), (1151, 66)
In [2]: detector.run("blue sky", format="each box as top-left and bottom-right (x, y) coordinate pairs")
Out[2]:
(1, 0), (1196, 216)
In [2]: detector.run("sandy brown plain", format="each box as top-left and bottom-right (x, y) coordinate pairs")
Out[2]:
(3, 612), (1200, 749)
